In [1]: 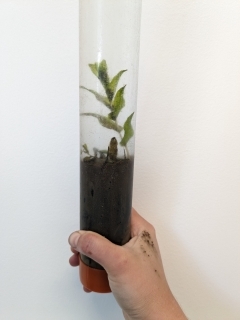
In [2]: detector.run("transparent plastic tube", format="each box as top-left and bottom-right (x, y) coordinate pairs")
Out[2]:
(79, 0), (142, 293)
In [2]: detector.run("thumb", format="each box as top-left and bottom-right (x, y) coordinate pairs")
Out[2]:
(69, 230), (126, 275)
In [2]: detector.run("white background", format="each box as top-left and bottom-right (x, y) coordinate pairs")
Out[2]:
(1, 1), (240, 319)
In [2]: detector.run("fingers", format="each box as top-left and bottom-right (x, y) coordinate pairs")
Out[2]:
(68, 249), (92, 293)
(69, 254), (79, 267)
(68, 230), (127, 275)
(83, 286), (92, 293)
(69, 247), (80, 266)
(71, 247), (78, 254)
(68, 208), (154, 275)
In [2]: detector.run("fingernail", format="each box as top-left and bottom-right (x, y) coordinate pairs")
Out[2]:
(69, 231), (84, 248)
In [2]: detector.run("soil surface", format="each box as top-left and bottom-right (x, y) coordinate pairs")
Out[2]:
(80, 157), (134, 269)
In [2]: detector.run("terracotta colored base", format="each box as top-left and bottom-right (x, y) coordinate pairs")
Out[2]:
(79, 256), (111, 293)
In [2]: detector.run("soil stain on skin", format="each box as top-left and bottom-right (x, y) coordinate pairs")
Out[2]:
(141, 230), (154, 248)
(140, 234), (160, 277)
(140, 231), (155, 258)
(154, 269), (161, 278)
(140, 244), (147, 254)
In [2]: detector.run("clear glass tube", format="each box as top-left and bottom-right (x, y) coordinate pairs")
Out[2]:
(79, 0), (142, 271)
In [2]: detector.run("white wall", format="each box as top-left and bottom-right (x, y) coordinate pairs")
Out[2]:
(1, 1), (240, 319)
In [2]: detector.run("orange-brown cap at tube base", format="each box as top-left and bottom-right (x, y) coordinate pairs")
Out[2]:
(79, 255), (112, 293)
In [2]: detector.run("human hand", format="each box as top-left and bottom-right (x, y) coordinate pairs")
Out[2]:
(68, 208), (187, 320)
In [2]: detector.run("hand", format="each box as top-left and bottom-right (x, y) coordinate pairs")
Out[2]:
(68, 208), (187, 320)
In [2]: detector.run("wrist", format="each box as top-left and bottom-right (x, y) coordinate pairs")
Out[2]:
(147, 288), (187, 320)
(123, 286), (187, 320)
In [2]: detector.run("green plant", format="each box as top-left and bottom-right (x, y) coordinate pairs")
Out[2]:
(80, 60), (134, 159)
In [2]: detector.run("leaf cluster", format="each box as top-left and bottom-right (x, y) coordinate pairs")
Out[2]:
(81, 60), (135, 151)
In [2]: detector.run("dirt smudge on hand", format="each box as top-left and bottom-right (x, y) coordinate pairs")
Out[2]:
(154, 269), (160, 278)
(141, 230), (154, 248)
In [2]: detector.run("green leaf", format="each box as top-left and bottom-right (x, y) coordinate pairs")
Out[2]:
(80, 86), (111, 109)
(108, 85), (126, 120)
(107, 70), (127, 102)
(88, 63), (98, 77)
(120, 112), (134, 146)
(82, 143), (89, 154)
(98, 60), (109, 91)
(81, 113), (123, 133)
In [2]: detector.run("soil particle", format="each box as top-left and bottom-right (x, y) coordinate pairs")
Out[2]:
(154, 269), (160, 277)
(140, 245), (151, 257)
(140, 245), (147, 253)
(141, 230), (151, 239)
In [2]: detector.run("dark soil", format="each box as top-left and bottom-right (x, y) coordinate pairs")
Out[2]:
(80, 157), (134, 269)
